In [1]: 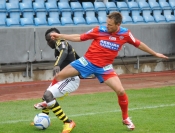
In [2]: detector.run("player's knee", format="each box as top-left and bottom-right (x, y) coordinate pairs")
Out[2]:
(43, 91), (54, 103)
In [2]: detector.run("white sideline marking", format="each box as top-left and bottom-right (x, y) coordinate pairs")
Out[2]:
(1, 103), (175, 124)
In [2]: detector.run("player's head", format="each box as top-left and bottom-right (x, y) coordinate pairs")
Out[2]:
(107, 12), (122, 33)
(45, 28), (60, 49)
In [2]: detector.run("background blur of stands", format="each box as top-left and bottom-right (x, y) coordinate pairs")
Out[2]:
(0, 0), (175, 81)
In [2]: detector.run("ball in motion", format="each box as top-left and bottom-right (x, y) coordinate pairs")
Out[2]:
(34, 113), (50, 130)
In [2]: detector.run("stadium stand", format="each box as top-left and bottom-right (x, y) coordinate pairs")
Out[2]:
(19, 0), (33, 12)
(0, 0), (6, 12)
(163, 9), (175, 22)
(48, 11), (61, 26)
(33, 0), (46, 12)
(61, 17), (74, 26)
(148, 0), (161, 10)
(127, 1), (140, 11)
(116, 1), (129, 11)
(105, 2), (118, 13)
(94, 2), (107, 12)
(153, 10), (166, 23)
(6, 0), (20, 12)
(142, 10), (155, 23)
(45, 0), (58, 12)
(82, 2), (95, 11)
(169, 0), (175, 10)
(137, 0), (151, 11)
(86, 16), (99, 25)
(70, 2), (84, 12)
(158, 0), (171, 10)
(73, 16), (87, 25)
(131, 10), (145, 23)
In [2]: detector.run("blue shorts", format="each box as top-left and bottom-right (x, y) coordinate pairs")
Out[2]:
(70, 57), (117, 83)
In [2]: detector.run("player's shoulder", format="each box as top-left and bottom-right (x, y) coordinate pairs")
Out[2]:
(117, 26), (130, 35)
(98, 25), (108, 33)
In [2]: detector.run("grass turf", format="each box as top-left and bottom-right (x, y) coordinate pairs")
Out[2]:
(0, 86), (175, 133)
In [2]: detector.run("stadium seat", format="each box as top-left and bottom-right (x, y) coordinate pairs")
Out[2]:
(127, 1), (140, 11)
(74, 11), (84, 17)
(58, 2), (72, 12)
(94, 2), (107, 12)
(158, 0), (171, 10)
(0, 0), (6, 12)
(20, 18), (34, 26)
(82, 2), (95, 12)
(98, 16), (106, 25)
(20, 0), (33, 12)
(169, 0), (175, 10)
(163, 10), (175, 22)
(61, 17), (74, 26)
(33, 0), (46, 12)
(122, 16), (133, 24)
(9, 12), (21, 20)
(86, 16), (99, 25)
(138, 0), (151, 11)
(86, 11), (95, 17)
(48, 11), (60, 18)
(131, 10), (145, 23)
(36, 12), (47, 19)
(105, 2), (118, 13)
(6, 0), (20, 12)
(48, 18), (61, 26)
(23, 12), (34, 20)
(6, 18), (20, 26)
(148, 0), (161, 10)
(153, 10), (166, 23)
(0, 19), (6, 26)
(73, 17), (86, 25)
(45, 0), (58, 12)
(34, 18), (47, 26)
(142, 10), (155, 23)
(70, 2), (84, 12)
(62, 12), (72, 17)
(120, 10), (130, 16)
(0, 12), (6, 26)
(116, 2), (129, 11)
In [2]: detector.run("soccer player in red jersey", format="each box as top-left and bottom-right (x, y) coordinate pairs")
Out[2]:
(42, 12), (168, 131)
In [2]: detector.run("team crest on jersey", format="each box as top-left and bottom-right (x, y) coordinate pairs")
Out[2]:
(109, 36), (116, 41)
(100, 40), (119, 51)
(119, 36), (124, 40)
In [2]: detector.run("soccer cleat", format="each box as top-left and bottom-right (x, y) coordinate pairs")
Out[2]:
(34, 101), (47, 110)
(122, 117), (135, 130)
(62, 120), (76, 133)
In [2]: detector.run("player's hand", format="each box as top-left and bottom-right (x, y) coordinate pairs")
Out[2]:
(53, 66), (60, 76)
(155, 53), (169, 59)
(50, 33), (60, 40)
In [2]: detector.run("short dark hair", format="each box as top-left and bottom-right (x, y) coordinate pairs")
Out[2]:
(45, 28), (60, 36)
(107, 12), (122, 24)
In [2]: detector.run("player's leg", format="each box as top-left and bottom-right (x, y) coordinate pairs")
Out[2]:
(104, 75), (135, 130)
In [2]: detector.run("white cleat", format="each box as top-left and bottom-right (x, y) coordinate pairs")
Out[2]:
(123, 117), (135, 130)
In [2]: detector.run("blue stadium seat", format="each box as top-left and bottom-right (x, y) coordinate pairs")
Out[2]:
(105, 2), (118, 13)
(20, 18), (34, 26)
(163, 10), (175, 22)
(86, 11), (95, 17)
(153, 10), (166, 23)
(148, 0), (161, 10)
(120, 10), (130, 16)
(6, 18), (20, 26)
(98, 11), (107, 17)
(169, 0), (175, 10)
(34, 18), (47, 26)
(116, 2), (129, 11)
(82, 2), (95, 12)
(86, 16), (99, 25)
(142, 10), (155, 23)
(122, 16), (133, 24)
(48, 18), (61, 26)
(0, 0), (6, 12)
(35, 12), (47, 19)
(131, 10), (145, 23)
(9, 12), (21, 20)
(0, 12), (6, 26)
(74, 11), (84, 17)
(48, 11), (60, 18)
(23, 12), (34, 19)
(61, 17), (74, 26)
(73, 17), (86, 25)
(45, 0), (58, 12)
(58, 2), (72, 12)
(6, 0), (20, 12)
(127, 1), (140, 11)
(159, 0), (171, 10)
(62, 12), (72, 17)
(138, 0), (151, 11)
(0, 19), (6, 26)
(33, 0), (46, 12)
(70, 2), (84, 12)
(94, 2), (107, 12)
(98, 16), (106, 25)
(20, 0), (33, 12)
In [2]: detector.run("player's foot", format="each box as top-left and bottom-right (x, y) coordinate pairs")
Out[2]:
(123, 117), (135, 130)
(62, 120), (76, 133)
(34, 101), (47, 110)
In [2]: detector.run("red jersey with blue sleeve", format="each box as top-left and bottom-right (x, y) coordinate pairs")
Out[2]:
(80, 26), (141, 67)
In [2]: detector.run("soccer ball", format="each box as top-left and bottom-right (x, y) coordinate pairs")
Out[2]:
(33, 113), (51, 130)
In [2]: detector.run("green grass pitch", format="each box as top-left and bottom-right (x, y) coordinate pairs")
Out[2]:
(0, 86), (175, 133)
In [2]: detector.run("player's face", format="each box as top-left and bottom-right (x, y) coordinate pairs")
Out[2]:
(106, 18), (120, 33)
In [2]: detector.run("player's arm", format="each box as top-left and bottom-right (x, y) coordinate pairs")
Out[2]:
(138, 42), (169, 59)
(50, 33), (81, 42)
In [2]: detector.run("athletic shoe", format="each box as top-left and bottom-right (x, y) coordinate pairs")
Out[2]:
(62, 120), (76, 133)
(34, 101), (47, 110)
(123, 117), (135, 130)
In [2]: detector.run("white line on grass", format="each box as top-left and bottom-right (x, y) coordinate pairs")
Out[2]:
(1, 103), (175, 124)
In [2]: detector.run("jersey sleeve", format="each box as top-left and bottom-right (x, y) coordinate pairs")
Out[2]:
(126, 31), (141, 47)
(80, 26), (99, 41)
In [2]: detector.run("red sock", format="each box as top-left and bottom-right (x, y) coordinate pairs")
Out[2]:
(51, 78), (58, 86)
(118, 93), (128, 120)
